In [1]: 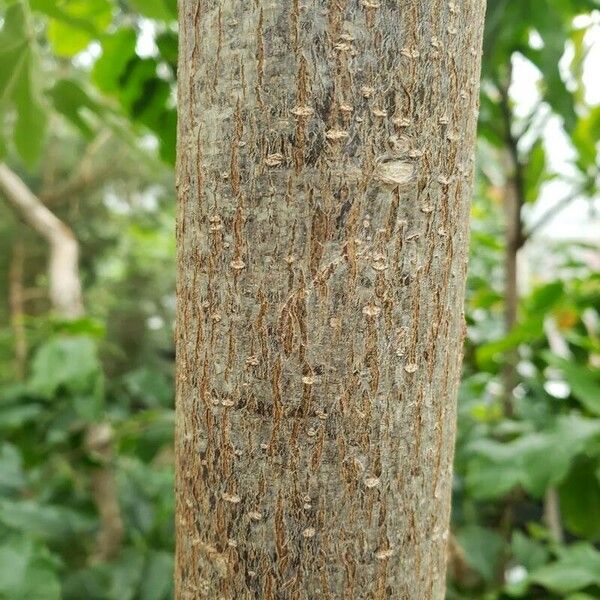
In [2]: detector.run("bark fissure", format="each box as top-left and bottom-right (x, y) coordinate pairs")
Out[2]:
(176, 2), (485, 598)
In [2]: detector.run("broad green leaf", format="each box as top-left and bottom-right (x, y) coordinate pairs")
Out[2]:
(127, 0), (176, 21)
(476, 316), (544, 368)
(0, 2), (48, 165)
(530, 543), (600, 594)
(0, 443), (24, 492)
(521, 415), (600, 496)
(521, 6), (577, 132)
(92, 28), (137, 94)
(0, 537), (61, 600)
(46, 79), (104, 138)
(106, 548), (145, 600)
(544, 353), (600, 415)
(139, 551), (173, 600)
(527, 280), (565, 314)
(156, 31), (178, 72)
(466, 415), (600, 499)
(123, 367), (171, 408)
(573, 106), (600, 172)
(465, 443), (523, 499)
(511, 530), (549, 572)
(0, 498), (94, 540)
(457, 525), (504, 582)
(559, 458), (600, 541)
(157, 108), (176, 164)
(0, 403), (44, 430)
(524, 140), (546, 203)
(29, 335), (103, 400)
(12, 47), (48, 166)
(30, 0), (103, 35)
(46, 0), (113, 57)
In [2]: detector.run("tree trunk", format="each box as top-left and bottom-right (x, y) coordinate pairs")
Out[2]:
(175, 2), (485, 598)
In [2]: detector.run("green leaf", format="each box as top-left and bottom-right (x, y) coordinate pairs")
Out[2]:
(524, 140), (547, 203)
(476, 316), (544, 368)
(123, 368), (171, 408)
(0, 3), (48, 165)
(0, 498), (93, 541)
(457, 525), (504, 582)
(139, 551), (173, 600)
(511, 530), (549, 572)
(127, 0), (176, 21)
(92, 28), (138, 94)
(466, 415), (600, 499)
(572, 106), (600, 171)
(156, 31), (178, 71)
(46, 0), (113, 57)
(29, 335), (103, 401)
(0, 403), (44, 430)
(527, 280), (565, 314)
(530, 543), (600, 594)
(465, 440), (523, 499)
(544, 353), (600, 415)
(521, 415), (600, 496)
(46, 79), (104, 138)
(522, 7), (577, 132)
(0, 443), (25, 492)
(12, 47), (48, 166)
(106, 548), (145, 600)
(559, 458), (600, 541)
(0, 536), (61, 600)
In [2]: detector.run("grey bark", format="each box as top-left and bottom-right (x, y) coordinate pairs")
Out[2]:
(175, 2), (485, 598)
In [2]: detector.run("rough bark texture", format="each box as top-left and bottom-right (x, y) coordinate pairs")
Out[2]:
(175, 2), (485, 598)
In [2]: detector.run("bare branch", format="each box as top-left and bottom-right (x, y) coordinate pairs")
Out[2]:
(0, 163), (84, 318)
(40, 131), (113, 205)
(1, 162), (124, 561)
(9, 240), (27, 379)
(524, 189), (581, 242)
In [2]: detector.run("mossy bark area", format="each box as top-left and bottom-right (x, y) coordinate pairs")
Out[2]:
(176, 2), (485, 598)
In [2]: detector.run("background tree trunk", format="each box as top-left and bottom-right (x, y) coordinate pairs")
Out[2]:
(175, 2), (485, 598)
(0, 162), (124, 562)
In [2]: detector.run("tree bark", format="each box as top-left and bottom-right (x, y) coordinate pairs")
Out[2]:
(175, 2), (485, 598)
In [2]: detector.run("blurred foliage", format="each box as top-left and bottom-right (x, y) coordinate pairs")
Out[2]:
(0, 0), (599, 598)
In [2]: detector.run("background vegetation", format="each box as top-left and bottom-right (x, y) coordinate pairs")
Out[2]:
(0, 0), (598, 598)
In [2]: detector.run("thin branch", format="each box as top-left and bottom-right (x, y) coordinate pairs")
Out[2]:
(40, 131), (113, 205)
(1, 162), (124, 561)
(0, 163), (84, 318)
(85, 423), (125, 562)
(499, 81), (526, 250)
(40, 166), (113, 205)
(9, 240), (27, 379)
(524, 189), (581, 242)
(544, 487), (564, 544)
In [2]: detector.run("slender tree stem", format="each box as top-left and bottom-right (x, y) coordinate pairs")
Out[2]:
(0, 162), (124, 562)
(9, 240), (27, 380)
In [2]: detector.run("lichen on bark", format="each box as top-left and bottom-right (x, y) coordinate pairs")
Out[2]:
(176, 1), (486, 598)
